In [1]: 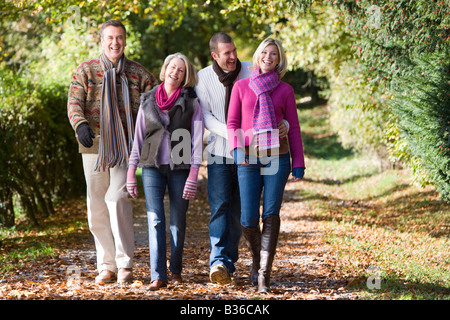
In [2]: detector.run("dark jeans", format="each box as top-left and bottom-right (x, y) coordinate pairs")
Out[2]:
(207, 154), (242, 274)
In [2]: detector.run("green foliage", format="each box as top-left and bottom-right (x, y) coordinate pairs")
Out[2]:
(332, 0), (449, 81)
(286, 0), (450, 200)
(0, 66), (84, 227)
(389, 53), (450, 198)
(272, 4), (356, 79)
(328, 61), (391, 164)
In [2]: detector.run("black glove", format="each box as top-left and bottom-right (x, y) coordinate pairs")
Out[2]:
(76, 123), (95, 148)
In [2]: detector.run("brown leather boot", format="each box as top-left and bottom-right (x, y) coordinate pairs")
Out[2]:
(241, 225), (261, 286)
(258, 215), (280, 293)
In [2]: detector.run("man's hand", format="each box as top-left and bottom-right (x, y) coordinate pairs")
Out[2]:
(76, 123), (95, 148)
(277, 119), (289, 139)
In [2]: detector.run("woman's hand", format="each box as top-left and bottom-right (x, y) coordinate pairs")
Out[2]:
(292, 167), (305, 182)
(182, 167), (199, 200)
(126, 168), (138, 199)
(233, 148), (248, 165)
(277, 119), (289, 139)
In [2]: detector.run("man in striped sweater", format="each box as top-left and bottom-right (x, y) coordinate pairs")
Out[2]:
(196, 33), (289, 285)
(67, 20), (156, 284)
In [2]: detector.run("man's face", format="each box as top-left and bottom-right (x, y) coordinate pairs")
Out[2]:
(101, 26), (126, 64)
(212, 42), (238, 72)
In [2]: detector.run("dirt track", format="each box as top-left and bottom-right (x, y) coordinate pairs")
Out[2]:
(0, 166), (358, 300)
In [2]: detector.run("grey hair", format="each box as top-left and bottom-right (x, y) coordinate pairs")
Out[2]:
(160, 52), (198, 88)
(100, 20), (127, 38)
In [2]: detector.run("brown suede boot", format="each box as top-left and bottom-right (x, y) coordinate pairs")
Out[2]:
(241, 225), (261, 286)
(258, 215), (280, 293)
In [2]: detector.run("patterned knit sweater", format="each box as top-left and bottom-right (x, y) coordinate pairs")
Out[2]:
(67, 55), (157, 154)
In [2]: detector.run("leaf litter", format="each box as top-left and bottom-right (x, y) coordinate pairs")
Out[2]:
(0, 166), (357, 300)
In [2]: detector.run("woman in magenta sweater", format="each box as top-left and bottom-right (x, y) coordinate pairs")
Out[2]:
(227, 38), (305, 293)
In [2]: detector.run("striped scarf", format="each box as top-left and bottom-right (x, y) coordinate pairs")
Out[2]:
(249, 68), (280, 151)
(94, 53), (134, 171)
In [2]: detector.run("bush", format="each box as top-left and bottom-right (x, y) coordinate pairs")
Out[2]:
(0, 66), (84, 227)
(287, 0), (450, 200)
(389, 53), (450, 199)
(328, 61), (392, 168)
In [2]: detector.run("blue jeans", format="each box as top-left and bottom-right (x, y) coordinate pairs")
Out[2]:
(142, 166), (189, 282)
(238, 153), (291, 228)
(207, 154), (242, 274)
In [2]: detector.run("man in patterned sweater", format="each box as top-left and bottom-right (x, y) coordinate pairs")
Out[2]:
(67, 20), (156, 284)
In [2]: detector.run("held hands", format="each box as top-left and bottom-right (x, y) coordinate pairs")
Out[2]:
(277, 119), (289, 139)
(233, 148), (248, 165)
(76, 123), (95, 148)
(182, 167), (199, 200)
(292, 167), (305, 182)
(126, 167), (138, 199)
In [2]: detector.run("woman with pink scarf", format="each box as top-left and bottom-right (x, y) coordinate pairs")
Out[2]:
(227, 38), (305, 293)
(126, 53), (204, 290)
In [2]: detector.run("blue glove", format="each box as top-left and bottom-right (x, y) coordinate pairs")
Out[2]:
(233, 148), (246, 165)
(292, 167), (305, 180)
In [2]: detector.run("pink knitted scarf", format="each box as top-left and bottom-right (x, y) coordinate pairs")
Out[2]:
(249, 68), (280, 151)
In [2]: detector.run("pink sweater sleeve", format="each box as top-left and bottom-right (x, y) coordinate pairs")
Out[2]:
(283, 86), (305, 169)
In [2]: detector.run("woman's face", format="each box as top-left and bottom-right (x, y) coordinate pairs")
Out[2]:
(258, 44), (279, 74)
(164, 58), (186, 88)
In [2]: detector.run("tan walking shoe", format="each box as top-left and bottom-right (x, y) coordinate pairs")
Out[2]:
(95, 269), (116, 284)
(210, 264), (232, 285)
(117, 268), (133, 284)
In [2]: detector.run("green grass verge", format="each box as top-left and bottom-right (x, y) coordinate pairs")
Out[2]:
(299, 104), (450, 300)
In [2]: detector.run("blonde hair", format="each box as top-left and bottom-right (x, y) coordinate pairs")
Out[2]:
(252, 38), (288, 79)
(160, 53), (197, 87)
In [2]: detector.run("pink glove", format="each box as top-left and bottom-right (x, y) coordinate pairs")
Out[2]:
(182, 167), (199, 200)
(126, 167), (138, 199)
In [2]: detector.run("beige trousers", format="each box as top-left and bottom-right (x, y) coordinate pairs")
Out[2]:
(82, 154), (134, 273)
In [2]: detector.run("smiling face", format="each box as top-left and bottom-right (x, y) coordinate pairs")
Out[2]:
(101, 26), (126, 64)
(212, 41), (238, 72)
(164, 57), (186, 89)
(258, 44), (280, 74)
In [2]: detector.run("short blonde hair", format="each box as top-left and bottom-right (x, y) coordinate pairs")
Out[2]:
(160, 53), (197, 87)
(252, 38), (288, 79)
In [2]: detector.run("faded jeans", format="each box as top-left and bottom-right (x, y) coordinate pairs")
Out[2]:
(142, 166), (189, 282)
(237, 153), (291, 228)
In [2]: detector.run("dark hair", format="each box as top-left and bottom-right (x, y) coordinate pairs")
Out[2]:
(209, 32), (233, 53)
(100, 20), (127, 38)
